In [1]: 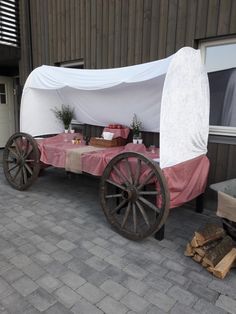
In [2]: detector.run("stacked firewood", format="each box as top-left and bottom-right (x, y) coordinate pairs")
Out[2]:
(185, 224), (236, 279)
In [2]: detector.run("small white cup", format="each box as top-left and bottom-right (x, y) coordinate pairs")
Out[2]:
(137, 139), (143, 144)
(133, 139), (138, 144)
(70, 129), (75, 133)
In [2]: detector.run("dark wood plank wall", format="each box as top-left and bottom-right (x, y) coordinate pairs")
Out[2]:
(19, 0), (236, 200)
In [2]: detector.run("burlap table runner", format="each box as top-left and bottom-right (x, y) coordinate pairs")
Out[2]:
(65, 146), (105, 173)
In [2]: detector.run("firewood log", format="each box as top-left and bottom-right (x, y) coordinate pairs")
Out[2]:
(194, 224), (225, 246)
(191, 236), (199, 248)
(201, 260), (209, 267)
(203, 236), (233, 268)
(184, 243), (194, 256)
(194, 239), (221, 257)
(192, 253), (202, 263)
(211, 248), (236, 279)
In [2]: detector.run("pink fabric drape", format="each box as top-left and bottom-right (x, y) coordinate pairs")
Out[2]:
(37, 134), (209, 209)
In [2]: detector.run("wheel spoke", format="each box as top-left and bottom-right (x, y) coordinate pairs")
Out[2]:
(13, 165), (21, 180)
(138, 170), (155, 190)
(8, 163), (19, 173)
(22, 139), (29, 157)
(132, 203), (137, 233)
(8, 147), (18, 158)
(24, 162), (33, 175)
(25, 146), (33, 158)
(139, 196), (160, 214)
(134, 159), (141, 186)
(14, 139), (22, 156)
(121, 202), (131, 228)
(113, 165), (129, 185)
(139, 191), (159, 196)
(124, 158), (133, 184)
(22, 166), (28, 185)
(136, 200), (150, 227)
(106, 179), (126, 191)
(105, 193), (122, 199)
(111, 198), (128, 215)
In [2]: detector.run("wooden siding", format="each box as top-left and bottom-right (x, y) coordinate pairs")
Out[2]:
(20, 0), (236, 83)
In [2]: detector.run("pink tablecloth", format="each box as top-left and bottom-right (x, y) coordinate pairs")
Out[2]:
(37, 134), (209, 209)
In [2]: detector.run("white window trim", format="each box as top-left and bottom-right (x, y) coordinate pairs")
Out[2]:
(199, 38), (236, 137)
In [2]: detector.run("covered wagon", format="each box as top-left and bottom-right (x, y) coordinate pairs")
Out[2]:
(3, 47), (210, 240)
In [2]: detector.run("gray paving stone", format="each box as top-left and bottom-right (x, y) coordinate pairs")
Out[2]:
(97, 295), (128, 314)
(123, 263), (148, 280)
(144, 273), (172, 293)
(37, 241), (58, 254)
(54, 285), (82, 308)
(187, 270), (212, 286)
(18, 243), (38, 256)
(122, 277), (149, 296)
(165, 271), (187, 286)
(44, 302), (73, 314)
(51, 249), (73, 264)
(44, 260), (67, 277)
(188, 282), (219, 302)
(194, 298), (228, 314)
(1, 267), (24, 283)
(32, 252), (54, 266)
(21, 262), (45, 280)
(56, 240), (77, 252)
(170, 302), (200, 314)
(36, 274), (63, 292)
(85, 256), (109, 271)
(10, 254), (32, 269)
(27, 288), (57, 312)
(71, 298), (103, 314)
(77, 282), (106, 304)
(167, 285), (196, 306)
(0, 278), (14, 298)
(101, 279), (128, 300)
(88, 245), (112, 258)
(59, 270), (86, 290)
(12, 276), (38, 297)
(1, 292), (33, 314)
(121, 291), (149, 312)
(144, 289), (176, 312)
(216, 294), (236, 314)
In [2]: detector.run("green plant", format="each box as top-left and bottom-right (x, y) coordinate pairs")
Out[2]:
(52, 105), (75, 129)
(130, 113), (142, 137)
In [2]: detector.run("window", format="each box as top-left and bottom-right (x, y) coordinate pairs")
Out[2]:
(55, 59), (84, 69)
(0, 84), (6, 104)
(200, 38), (236, 136)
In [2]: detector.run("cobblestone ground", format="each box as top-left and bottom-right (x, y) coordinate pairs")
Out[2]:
(0, 161), (235, 313)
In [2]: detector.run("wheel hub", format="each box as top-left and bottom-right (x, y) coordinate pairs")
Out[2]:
(123, 186), (138, 202)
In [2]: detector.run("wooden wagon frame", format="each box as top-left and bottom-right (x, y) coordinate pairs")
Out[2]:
(2, 47), (210, 241)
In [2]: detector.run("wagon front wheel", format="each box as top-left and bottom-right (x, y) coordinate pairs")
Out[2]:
(3, 132), (40, 190)
(100, 152), (170, 240)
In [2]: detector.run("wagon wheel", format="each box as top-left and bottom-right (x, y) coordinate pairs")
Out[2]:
(100, 152), (170, 240)
(3, 132), (40, 190)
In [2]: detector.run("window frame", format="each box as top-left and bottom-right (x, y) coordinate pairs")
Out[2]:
(199, 38), (236, 137)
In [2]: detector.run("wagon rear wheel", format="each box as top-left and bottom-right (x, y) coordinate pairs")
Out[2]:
(3, 132), (40, 190)
(100, 152), (170, 240)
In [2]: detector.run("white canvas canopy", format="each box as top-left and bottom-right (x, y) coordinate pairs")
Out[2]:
(20, 47), (209, 168)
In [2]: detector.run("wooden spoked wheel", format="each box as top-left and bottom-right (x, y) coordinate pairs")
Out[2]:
(3, 132), (40, 190)
(100, 152), (170, 240)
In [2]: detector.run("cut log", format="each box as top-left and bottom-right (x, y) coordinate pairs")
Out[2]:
(212, 248), (236, 279)
(194, 224), (225, 246)
(201, 260), (209, 268)
(192, 254), (203, 263)
(194, 239), (221, 257)
(203, 236), (233, 268)
(191, 236), (199, 248)
(184, 243), (194, 256)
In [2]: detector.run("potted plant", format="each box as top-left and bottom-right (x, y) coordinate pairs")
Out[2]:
(52, 104), (75, 132)
(130, 113), (142, 143)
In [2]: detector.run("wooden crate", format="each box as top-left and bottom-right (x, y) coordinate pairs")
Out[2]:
(89, 137), (126, 147)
